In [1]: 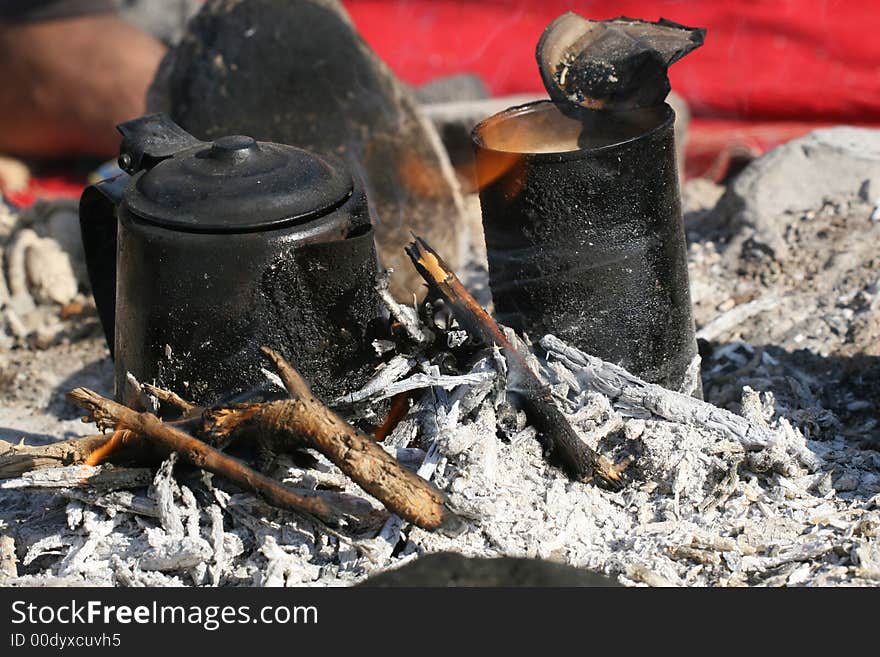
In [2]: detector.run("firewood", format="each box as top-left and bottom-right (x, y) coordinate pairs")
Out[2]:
(66, 349), (463, 534)
(0, 434), (113, 479)
(141, 383), (198, 415)
(200, 347), (464, 534)
(67, 387), (347, 526)
(405, 235), (625, 488)
(1, 464), (152, 491)
(376, 270), (430, 345)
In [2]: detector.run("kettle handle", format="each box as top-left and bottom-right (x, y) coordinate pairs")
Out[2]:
(78, 114), (200, 357)
(79, 174), (129, 357)
(117, 113), (203, 174)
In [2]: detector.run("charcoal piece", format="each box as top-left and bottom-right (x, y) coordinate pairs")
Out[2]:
(148, 0), (467, 299)
(537, 12), (705, 112)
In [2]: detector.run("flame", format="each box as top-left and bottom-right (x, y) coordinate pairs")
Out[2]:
(84, 428), (133, 466)
(475, 149), (527, 199)
(372, 391), (412, 442)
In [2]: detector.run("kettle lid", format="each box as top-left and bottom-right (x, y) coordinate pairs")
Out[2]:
(123, 129), (353, 233)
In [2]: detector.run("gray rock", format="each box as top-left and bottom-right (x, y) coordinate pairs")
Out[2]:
(149, 0), (467, 299)
(24, 237), (78, 306)
(4, 293), (34, 319)
(682, 177), (725, 231)
(5, 228), (37, 299)
(359, 552), (620, 587)
(0, 198), (18, 241)
(6, 228), (78, 307)
(713, 127), (880, 260)
(24, 201), (87, 288)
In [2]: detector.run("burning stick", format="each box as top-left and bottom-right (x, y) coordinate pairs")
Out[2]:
(67, 388), (347, 526)
(82, 383), (201, 467)
(44, 354), (459, 533)
(201, 348), (464, 534)
(84, 429), (136, 466)
(373, 391), (414, 442)
(405, 236), (624, 488)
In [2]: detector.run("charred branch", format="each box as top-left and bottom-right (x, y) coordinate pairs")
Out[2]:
(202, 348), (464, 534)
(405, 236), (624, 488)
(62, 349), (463, 535)
(67, 387), (347, 526)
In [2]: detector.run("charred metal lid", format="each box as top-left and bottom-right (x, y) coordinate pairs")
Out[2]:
(120, 116), (353, 233)
(536, 13), (705, 113)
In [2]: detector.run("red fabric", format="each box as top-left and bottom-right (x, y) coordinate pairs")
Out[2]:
(4, 173), (86, 207)
(343, 0), (880, 177)
(13, 1), (880, 203)
(344, 0), (880, 123)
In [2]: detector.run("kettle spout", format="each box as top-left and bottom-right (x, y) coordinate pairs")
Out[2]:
(117, 113), (203, 174)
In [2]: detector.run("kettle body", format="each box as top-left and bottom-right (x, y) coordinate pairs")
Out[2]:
(80, 114), (383, 405)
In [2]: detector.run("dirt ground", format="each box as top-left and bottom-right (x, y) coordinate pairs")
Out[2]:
(684, 178), (879, 448)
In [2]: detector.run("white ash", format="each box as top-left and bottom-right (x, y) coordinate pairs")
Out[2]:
(2, 332), (877, 588)
(406, 340), (878, 587)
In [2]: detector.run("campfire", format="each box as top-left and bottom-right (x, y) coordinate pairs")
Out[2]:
(0, 233), (859, 586)
(1, 3), (878, 589)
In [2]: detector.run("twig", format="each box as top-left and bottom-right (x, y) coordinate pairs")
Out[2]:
(60, 489), (160, 518)
(67, 387), (348, 526)
(741, 538), (837, 572)
(376, 269), (430, 345)
(204, 349), (464, 534)
(405, 235), (624, 488)
(0, 434), (113, 479)
(332, 354), (415, 405)
(142, 383), (198, 415)
(372, 370), (495, 401)
(259, 347), (313, 400)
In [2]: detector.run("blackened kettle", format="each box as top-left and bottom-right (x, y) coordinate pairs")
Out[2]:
(80, 114), (383, 405)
